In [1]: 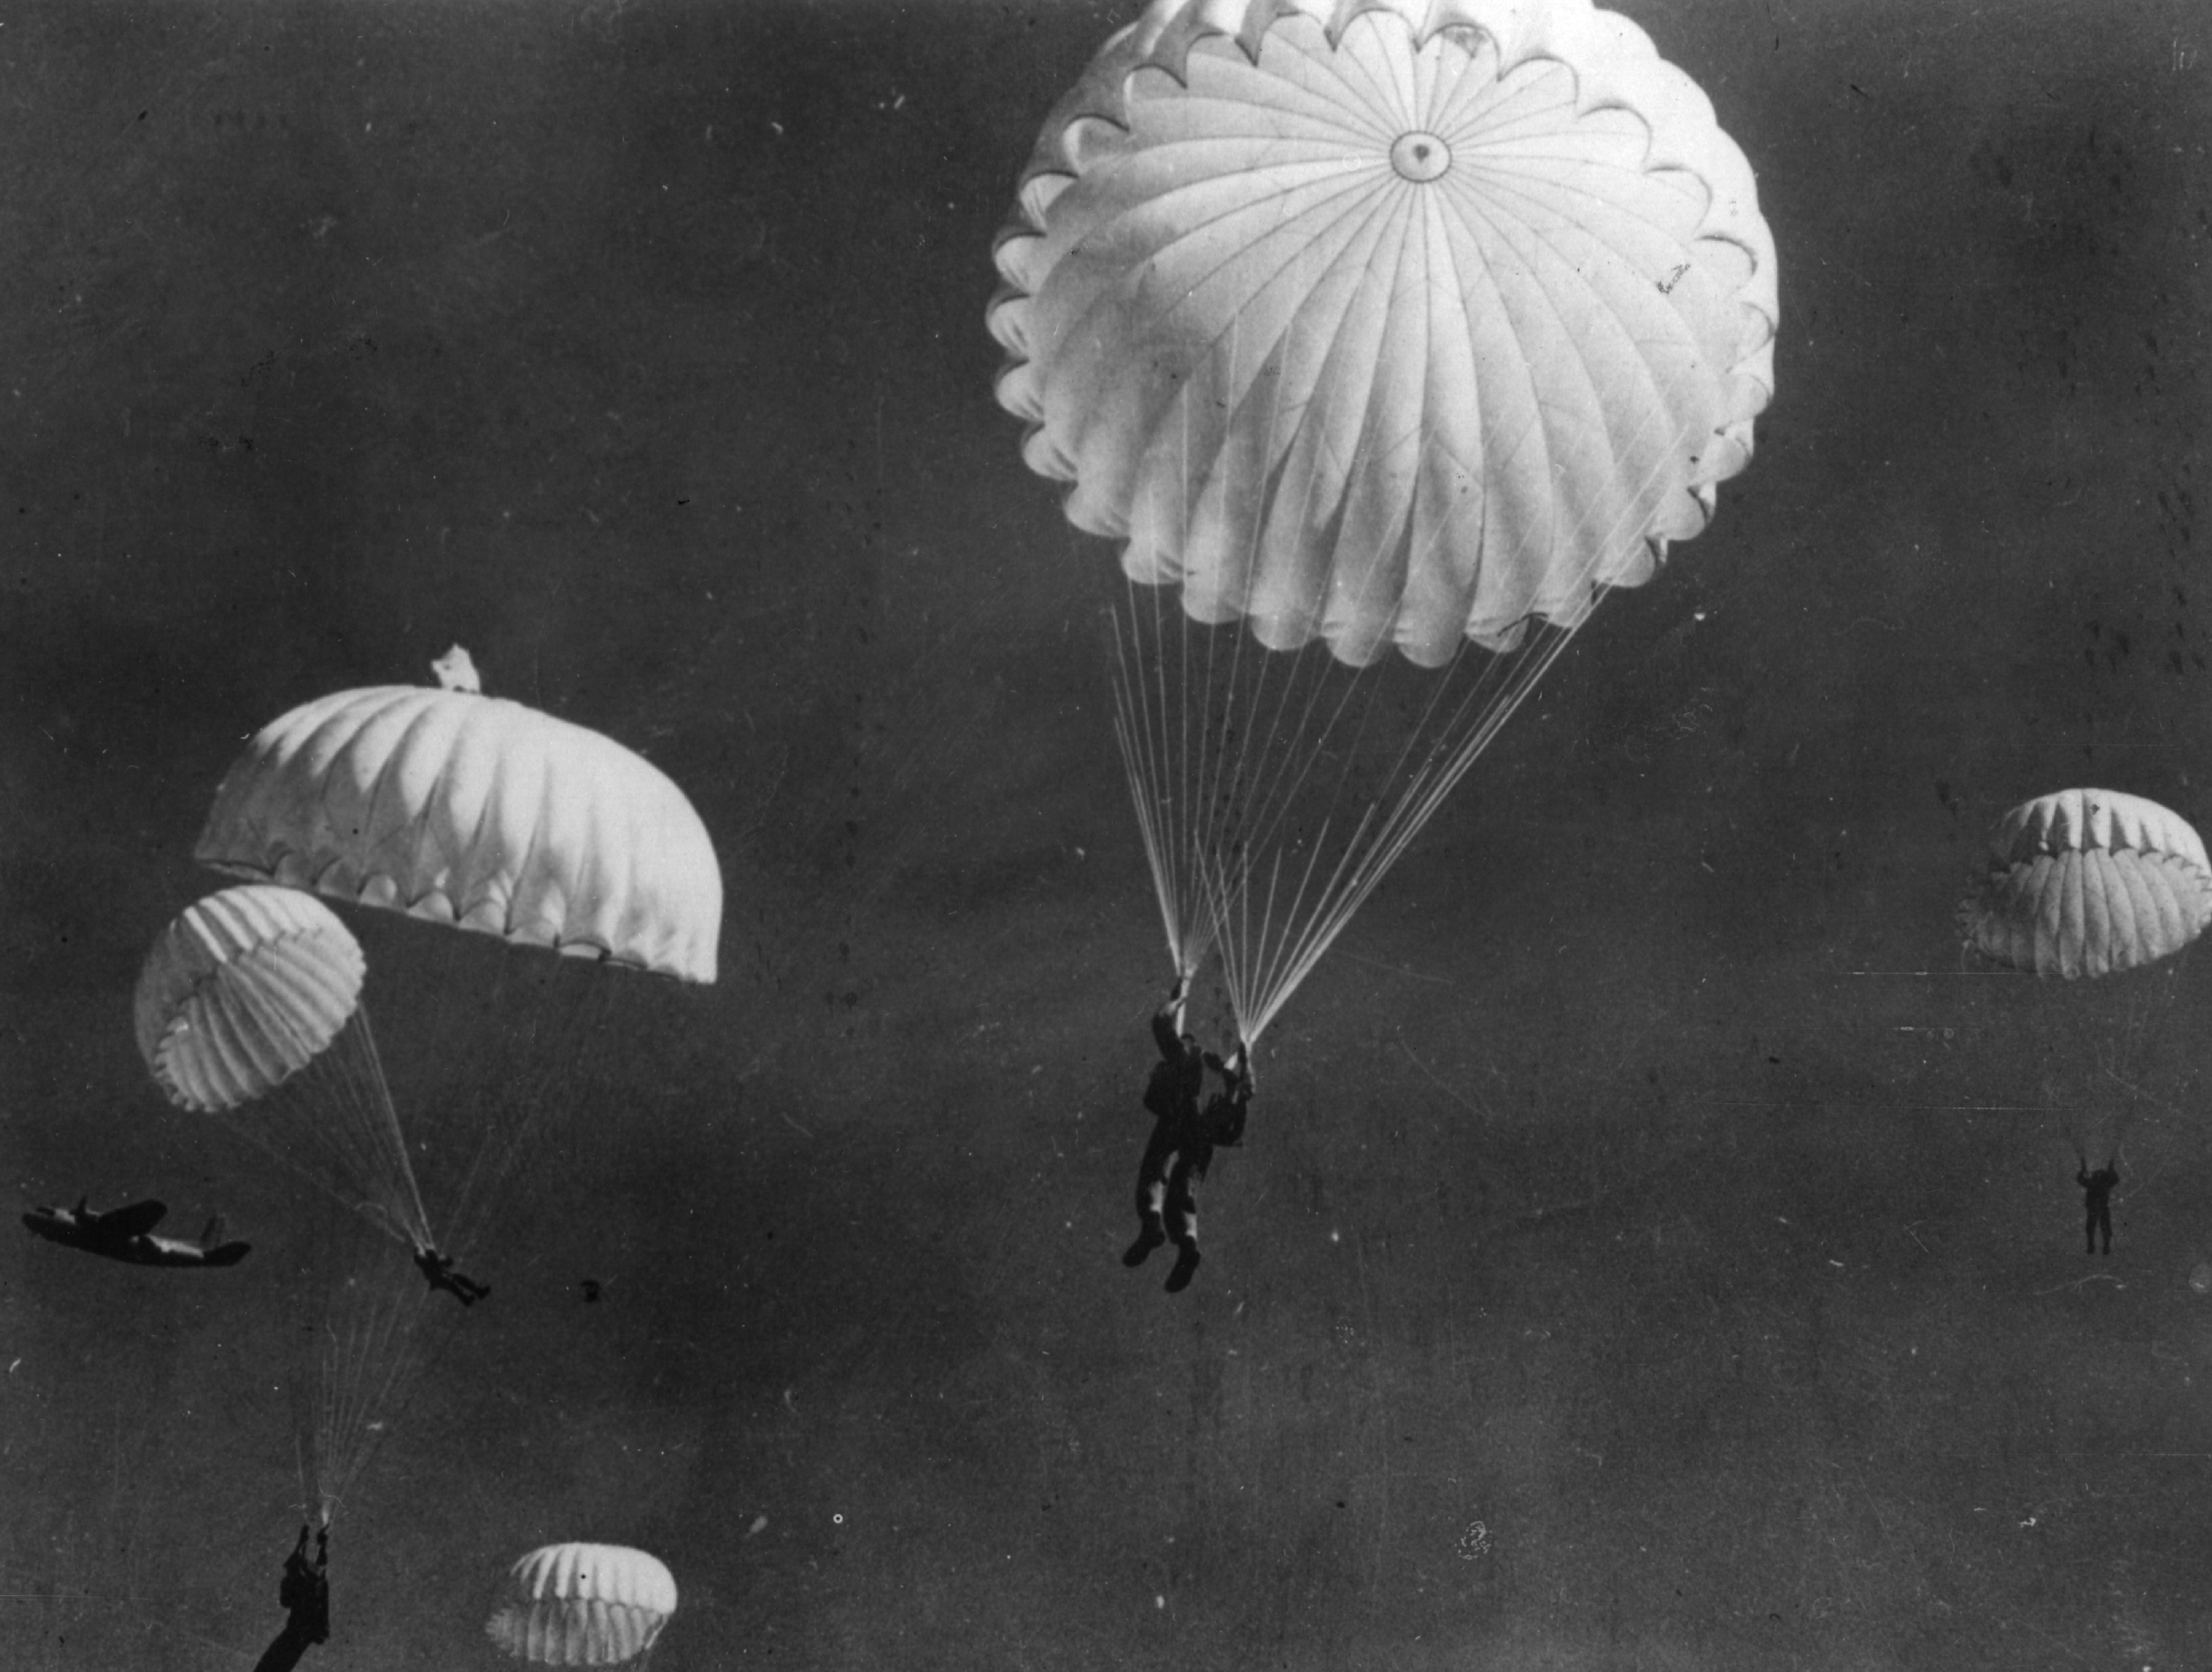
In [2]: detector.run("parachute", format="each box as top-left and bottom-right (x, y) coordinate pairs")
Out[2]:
(194, 683), (723, 983)
(990, 0), (1777, 1042)
(1960, 788), (2212, 979)
(177, 656), (725, 1529)
(135, 884), (363, 1112)
(136, 885), (435, 1526)
(486, 1543), (677, 1667)
(135, 885), (429, 1251)
(1960, 788), (2212, 1167)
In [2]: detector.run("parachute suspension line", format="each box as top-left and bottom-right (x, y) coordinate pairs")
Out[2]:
(334, 1006), (433, 1247)
(1180, 539), (1231, 979)
(312, 1234), (380, 1517)
(1209, 613), (1406, 907)
(211, 966), (433, 1252)
(2100, 942), (2194, 1132)
(435, 965), (627, 1266)
(340, 1269), (432, 1501)
(1211, 616), (1585, 1044)
(1188, 579), (1465, 1046)
(415, 941), (526, 1260)
(1116, 587), (1349, 1018)
(1188, 642), (1384, 1034)
(287, 1324), (327, 1523)
(1131, 579), (1402, 1049)
(294, 1423), (313, 1528)
(432, 959), (533, 1261)
(1206, 380), (1702, 1044)
(304, 1233), (438, 1528)
(194, 1066), (371, 1242)
(1109, 593), (1198, 975)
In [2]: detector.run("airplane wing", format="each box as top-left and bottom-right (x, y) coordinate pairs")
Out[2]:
(126, 1229), (253, 1269)
(22, 1207), (80, 1244)
(99, 1200), (168, 1239)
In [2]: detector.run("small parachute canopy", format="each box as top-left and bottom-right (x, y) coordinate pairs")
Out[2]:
(989, 0), (1778, 667)
(194, 684), (723, 983)
(1961, 788), (2212, 979)
(486, 1543), (677, 1666)
(134, 886), (366, 1112)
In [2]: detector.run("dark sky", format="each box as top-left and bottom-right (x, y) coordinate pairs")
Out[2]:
(4, 0), (2211, 1665)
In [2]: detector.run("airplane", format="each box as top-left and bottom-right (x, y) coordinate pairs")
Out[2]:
(22, 1198), (250, 1269)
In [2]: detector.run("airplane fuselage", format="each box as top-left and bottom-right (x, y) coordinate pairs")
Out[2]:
(22, 1202), (249, 1269)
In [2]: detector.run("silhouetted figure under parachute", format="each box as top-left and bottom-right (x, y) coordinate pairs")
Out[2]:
(412, 1243), (491, 1307)
(1958, 789), (2212, 1262)
(1125, 975), (1252, 1294)
(2076, 1150), (2120, 1256)
(251, 1524), (329, 1670)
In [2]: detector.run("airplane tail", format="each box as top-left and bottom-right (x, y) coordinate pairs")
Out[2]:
(198, 1216), (251, 1265)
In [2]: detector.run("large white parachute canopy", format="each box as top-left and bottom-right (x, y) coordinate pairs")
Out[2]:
(194, 677), (723, 984)
(990, 0), (1777, 1039)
